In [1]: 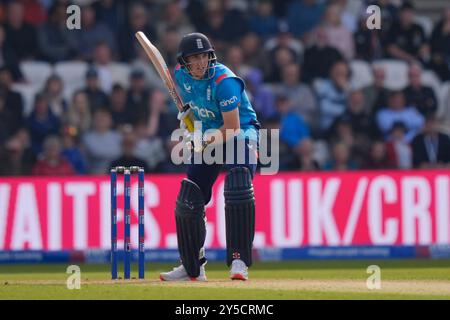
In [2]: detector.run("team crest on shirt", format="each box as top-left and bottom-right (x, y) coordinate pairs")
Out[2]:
(183, 83), (191, 93)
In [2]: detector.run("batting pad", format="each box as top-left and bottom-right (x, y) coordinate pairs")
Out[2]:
(224, 167), (256, 267)
(175, 179), (206, 277)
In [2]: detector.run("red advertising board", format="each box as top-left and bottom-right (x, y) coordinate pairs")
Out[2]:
(0, 170), (449, 250)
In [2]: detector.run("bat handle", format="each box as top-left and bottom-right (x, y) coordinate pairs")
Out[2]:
(184, 117), (195, 132)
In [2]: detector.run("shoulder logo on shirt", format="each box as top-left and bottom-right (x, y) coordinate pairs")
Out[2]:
(183, 83), (191, 93)
(219, 96), (238, 108)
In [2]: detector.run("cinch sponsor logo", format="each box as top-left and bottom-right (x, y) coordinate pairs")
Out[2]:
(220, 96), (238, 107)
(190, 103), (216, 118)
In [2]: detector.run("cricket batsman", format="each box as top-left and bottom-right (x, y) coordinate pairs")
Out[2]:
(159, 33), (260, 281)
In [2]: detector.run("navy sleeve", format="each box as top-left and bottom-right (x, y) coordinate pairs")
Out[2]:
(216, 77), (243, 112)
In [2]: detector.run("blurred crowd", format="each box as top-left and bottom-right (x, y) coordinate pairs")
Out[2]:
(0, 0), (450, 176)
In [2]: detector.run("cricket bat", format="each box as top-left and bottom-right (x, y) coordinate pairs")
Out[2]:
(135, 31), (195, 132)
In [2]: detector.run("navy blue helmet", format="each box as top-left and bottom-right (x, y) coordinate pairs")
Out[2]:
(177, 33), (216, 67)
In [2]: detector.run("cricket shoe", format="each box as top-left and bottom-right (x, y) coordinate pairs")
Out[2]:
(159, 263), (207, 282)
(230, 259), (248, 281)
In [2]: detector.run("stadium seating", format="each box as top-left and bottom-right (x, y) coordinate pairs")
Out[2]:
(109, 63), (131, 89)
(349, 60), (374, 90)
(20, 61), (53, 87)
(54, 61), (88, 87)
(372, 59), (409, 90)
(414, 15), (434, 38)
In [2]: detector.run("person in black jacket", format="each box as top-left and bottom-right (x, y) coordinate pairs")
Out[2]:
(429, 7), (450, 81)
(403, 63), (438, 116)
(302, 26), (343, 83)
(411, 112), (450, 168)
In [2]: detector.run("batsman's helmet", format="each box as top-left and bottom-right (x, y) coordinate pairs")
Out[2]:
(177, 33), (216, 68)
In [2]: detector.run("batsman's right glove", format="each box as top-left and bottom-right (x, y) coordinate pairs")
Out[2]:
(178, 103), (205, 153)
(178, 102), (195, 133)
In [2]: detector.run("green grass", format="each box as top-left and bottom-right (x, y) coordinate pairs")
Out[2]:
(0, 260), (449, 300)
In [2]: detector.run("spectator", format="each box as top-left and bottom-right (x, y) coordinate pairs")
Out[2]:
(32, 135), (74, 176)
(185, 0), (208, 32)
(430, 7), (450, 81)
(126, 69), (150, 125)
(328, 115), (367, 167)
(275, 63), (318, 131)
(385, 122), (412, 169)
(289, 138), (320, 171)
(376, 90), (425, 142)
(159, 27), (181, 69)
(324, 141), (358, 171)
(332, 0), (359, 33)
(110, 83), (133, 129)
(330, 89), (374, 164)
(146, 89), (179, 140)
(354, 9), (384, 61)
(93, 41), (117, 94)
(0, 67), (23, 131)
(22, 0), (47, 26)
(302, 26), (344, 83)
(363, 139), (395, 170)
(337, 89), (374, 137)
(362, 65), (389, 115)
(63, 90), (92, 135)
(403, 63), (438, 116)
(249, 0), (279, 40)
(265, 46), (296, 83)
(224, 45), (255, 79)
(240, 32), (269, 73)
(133, 120), (166, 172)
(385, 2), (429, 65)
(110, 125), (149, 172)
(61, 125), (87, 174)
(276, 94), (311, 151)
(0, 91), (16, 144)
(37, 2), (78, 62)
(287, 0), (324, 40)
(264, 23), (303, 63)
(157, 1), (195, 39)
(82, 67), (109, 113)
(321, 3), (355, 60)
(270, 95), (296, 170)
(437, 83), (450, 136)
(26, 92), (61, 156)
(314, 60), (349, 135)
(119, 3), (157, 61)
(200, 0), (249, 50)
(93, 0), (127, 39)
(43, 74), (68, 117)
(82, 108), (122, 174)
(0, 128), (34, 176)
(411, 113), (450, 168)
(76, 5), (117, 60)
(3, 1), (38, 60)
(0, 25), (22, 81)
(244, 69), (277, 121)
(370, 0), (398, 33)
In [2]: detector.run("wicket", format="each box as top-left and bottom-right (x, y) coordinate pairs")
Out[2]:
(110, 166), (145, 280)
